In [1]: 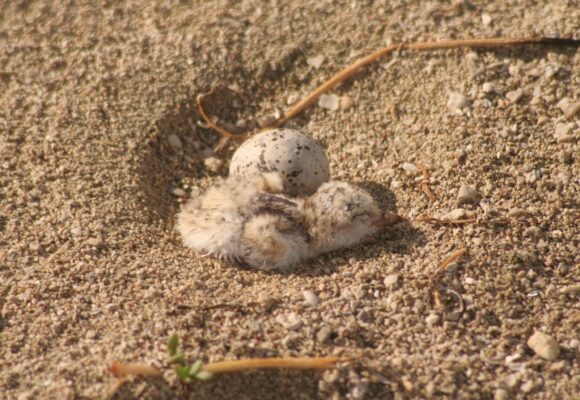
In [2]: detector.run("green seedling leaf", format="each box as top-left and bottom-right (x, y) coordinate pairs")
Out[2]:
(168, 335), (179, 356)
(176, 365), (190, 381)
(188, 360), (203, 376)
(169, 353), (184, 364)
(195, 370), (214, 381)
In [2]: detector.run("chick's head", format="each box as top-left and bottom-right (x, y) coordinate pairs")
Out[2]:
(308, 182), (388, 251)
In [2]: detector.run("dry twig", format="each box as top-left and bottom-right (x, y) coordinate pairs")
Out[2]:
(195, 92), (239, 140)
(430, 248), (469, 311)
(177, 302), (259, 312)
(101, 336), (350, 385)
(197, 37), (579, 149)
(438, 247), (469, 271)
(416, 216), (478, 225)
(202, 357), (341, 373)
(416, 163), (437, 202)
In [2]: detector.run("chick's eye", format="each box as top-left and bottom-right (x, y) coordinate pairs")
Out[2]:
(351, 211), (370, 221)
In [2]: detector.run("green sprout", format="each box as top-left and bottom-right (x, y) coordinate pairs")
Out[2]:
(168, 335), (213, 382)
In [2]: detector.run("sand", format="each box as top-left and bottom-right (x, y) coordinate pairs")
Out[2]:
(1, 1), (578, 399)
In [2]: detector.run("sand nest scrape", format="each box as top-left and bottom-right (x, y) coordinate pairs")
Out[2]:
(1, 1), (578, 399)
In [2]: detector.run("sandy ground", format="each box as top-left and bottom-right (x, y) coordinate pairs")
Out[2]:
(1, 1), (579, 399)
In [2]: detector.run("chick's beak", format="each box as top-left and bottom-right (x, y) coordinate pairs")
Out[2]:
(372, 212), (403, 228)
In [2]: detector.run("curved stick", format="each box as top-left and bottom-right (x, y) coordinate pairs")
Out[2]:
(197, 37), (579, 148)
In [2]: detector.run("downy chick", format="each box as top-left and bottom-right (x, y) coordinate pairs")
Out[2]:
(177, 175), (400, 270)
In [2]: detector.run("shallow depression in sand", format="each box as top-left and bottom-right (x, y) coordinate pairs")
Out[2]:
(134, 86), (262, 228)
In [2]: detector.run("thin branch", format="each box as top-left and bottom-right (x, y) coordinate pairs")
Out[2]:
(202, 357), (342, 373)
(197, 37), (579, 149)
(416, 216), (478, 225)
(445, 288), (465, 314)
(274, 37), (578, 127)
(439, 247), (469, 271)
(416, 162), (436, 202)
(430, 247), (469, 311)
(196, 92), (245, 152)
(178, 302), (259, 311)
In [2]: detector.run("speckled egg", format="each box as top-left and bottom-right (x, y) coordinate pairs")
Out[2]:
(229, 128), (330, 196)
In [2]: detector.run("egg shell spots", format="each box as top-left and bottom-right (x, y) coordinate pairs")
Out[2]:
(229, 129), (330, 196)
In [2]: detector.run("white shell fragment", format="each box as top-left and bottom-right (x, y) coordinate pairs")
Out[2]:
(447, 93), (470, 113)
(302, 290), (320, 307)
(229, 128), (330, 196)
(318, 94), (340, 111)
(307, 55), (325, 69)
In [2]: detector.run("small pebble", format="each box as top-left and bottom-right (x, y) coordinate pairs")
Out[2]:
(544, 65), (559, 79)
(447, 93), (470, 113)
(307, 55), (325, 69)
(86, 237), (104, 248)
(458, 184), (479, 204)
(455, 149), (467, 165)
(527, 331), (560, 360)
(520, 380), (535, 393)
(507, 207), (528, 218)
(554, 122), (573, 136)
(414, 299), (424, 312)
(402, 379), (414, 391)
(167, 134), (182, 149)
(556, 97), (571, 111)
(70, 225), (82, 238)
(525, 170), (539, 183)
(302, 290), (320, 307)
(554, 122), (576, 143)
(506, 89), (524, 103)
(383, 274), (399, 288)
(549, 360), (566, 371)
(204, 156), (223, 173)
(339, 96), (353, 110)
(481, 13), (492, 26)
(276, 312), (303, 331)
(257, 292), (274, 310)
(257, 114), (277, 128)
(442, 208), (467, 221)
(318, 94), (339, 111)
(401, 162), (418, 174)
(482, 82), (495, 93)
(494, 389), (509, 400)
(317, 326), (332, 343)
(504, 374), (519, 388)
(425, 313), (440, 327)
(390, 180), (402, 189)
(563, 102), (580, 119)
(287, 93), (299, 105)
(171, 188), (187, 197)
(505, 353), (521, 364)
(351, 285), (366, 300)
(560, 284), (580, 294)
